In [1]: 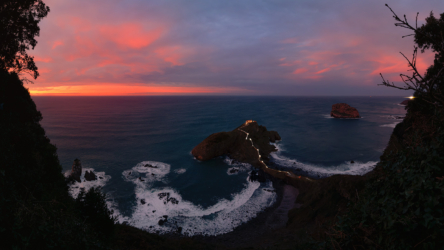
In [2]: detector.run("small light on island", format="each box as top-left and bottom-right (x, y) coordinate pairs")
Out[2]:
(408, 96), (415, 100)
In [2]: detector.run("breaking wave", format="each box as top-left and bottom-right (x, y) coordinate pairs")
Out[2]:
(116, 161), (276, 236)
(271, 144), (377, 178)
(65, 168), (111, 198)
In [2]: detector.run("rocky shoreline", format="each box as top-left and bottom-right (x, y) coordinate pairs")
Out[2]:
(162, 176), (300, 249)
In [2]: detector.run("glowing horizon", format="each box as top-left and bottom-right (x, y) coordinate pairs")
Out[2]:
(28, 0), (441, 96)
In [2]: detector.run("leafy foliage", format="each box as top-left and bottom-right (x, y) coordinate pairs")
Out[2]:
(76, 187), (117, 241)
(380, 5), (444, 107)
(327, 6), (444, 249)
(0, 69), (115, 249)
(0, 0), (49, 79)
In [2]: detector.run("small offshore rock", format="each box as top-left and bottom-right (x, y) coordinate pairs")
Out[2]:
(331, 103), (360, 118)
(84, 170), (97, 181)
(229, 168), (239, 174)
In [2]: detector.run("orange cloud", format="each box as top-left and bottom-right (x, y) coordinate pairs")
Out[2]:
(100, 23), (164, 49)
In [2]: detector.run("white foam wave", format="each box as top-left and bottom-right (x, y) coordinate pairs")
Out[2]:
(122, 161), (171, 188)
(65, 168), (111, 198)
(380, 115), (405, 120)
(271, 142), (284, 152)
(270, 151), (376, 178)
(118, 161), (276, 236)
(174, 168), (187, 174)
(323, 114), (334, 119)
(380, 122), (401, 128)
(224, 157), (252, 175)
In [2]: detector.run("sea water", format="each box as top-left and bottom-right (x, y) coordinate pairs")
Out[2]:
(33, 96), (406, 235)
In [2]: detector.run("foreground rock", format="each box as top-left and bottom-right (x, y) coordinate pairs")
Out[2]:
(330, 103), (360, 118)
(84, 170), (97, 181)
(400, 99), (410, 106)
(191, 120), (280, 167)
(69, 159), (82, 182)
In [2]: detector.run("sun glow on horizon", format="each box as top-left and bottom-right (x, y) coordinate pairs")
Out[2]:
(28, 84), (246, 96)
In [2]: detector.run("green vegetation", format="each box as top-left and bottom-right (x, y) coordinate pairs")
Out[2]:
(0, 0), (49, 79)
(325, 6), (444, 249)
(0, 1), (118, 248)
(0, 69), (117, 249)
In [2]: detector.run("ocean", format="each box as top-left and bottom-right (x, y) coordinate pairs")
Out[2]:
(33, 96), (406, 236)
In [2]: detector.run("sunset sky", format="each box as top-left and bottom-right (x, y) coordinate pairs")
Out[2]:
(28, 0), (443, 96)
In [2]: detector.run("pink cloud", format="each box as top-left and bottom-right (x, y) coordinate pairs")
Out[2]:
(52, 41), (63, 49)
(292, 68), (308, 74)
(100, 23), (164, 49)
(315, 68), (331, 74)
(34, 56), (53, 63)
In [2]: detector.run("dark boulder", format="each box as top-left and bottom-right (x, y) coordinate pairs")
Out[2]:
(400, 99), (410, 106)
(144, 163), (157, 168)
(268, 131), (281, 142)
(229, 168), (239, 174)
(84, 170), (97, 181)
(158, 216), (168, 226)
(331, 103), (360, 118)
(248, 169), (267, 183)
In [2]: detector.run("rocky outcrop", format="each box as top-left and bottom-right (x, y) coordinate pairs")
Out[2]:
(69, 159), (82, 182)
(191, 120), (280, 167)
(84, 170), (97, 181)
(400, 99), (410, 106)
(331, 103), (360, 118)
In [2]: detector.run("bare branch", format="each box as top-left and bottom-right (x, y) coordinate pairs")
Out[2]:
(416, 12), (419, 29)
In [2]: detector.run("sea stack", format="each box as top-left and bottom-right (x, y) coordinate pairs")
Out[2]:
(191, 120), (280, 168)
(69, 158), (82, 182)
(331, 103), (360, 118)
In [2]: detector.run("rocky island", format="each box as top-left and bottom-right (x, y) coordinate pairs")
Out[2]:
(192, 120), (310, 183)
(192, 120), (281, 167)
(330, 103), (360, 118)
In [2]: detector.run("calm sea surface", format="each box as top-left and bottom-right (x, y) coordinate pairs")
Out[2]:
(33, 96), (406, 235)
